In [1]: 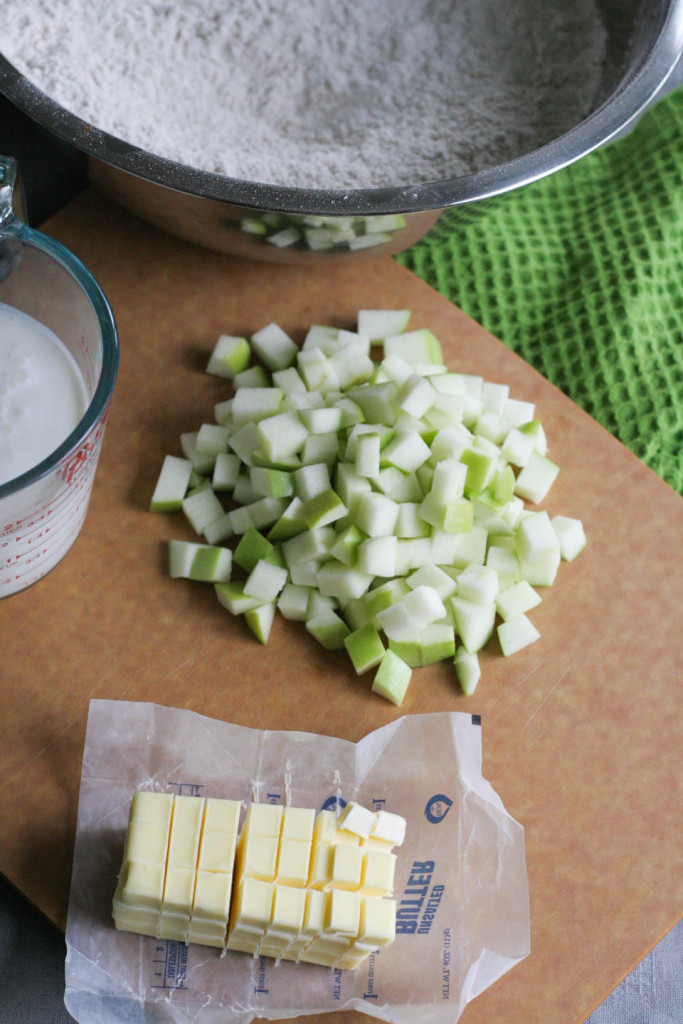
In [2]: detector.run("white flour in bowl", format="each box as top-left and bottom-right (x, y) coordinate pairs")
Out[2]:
(1, 0), (607, 189)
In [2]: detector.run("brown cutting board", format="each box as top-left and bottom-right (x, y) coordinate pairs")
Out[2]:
(1, 188), (681, 1024)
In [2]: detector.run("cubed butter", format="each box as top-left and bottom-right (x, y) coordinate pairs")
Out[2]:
(244, 802), (283, 837)
(193, 870), (233, 922)
(129, 791), (174, 827)
(353, 896), (397, 951)
(335, 952), (369, 970)
(226, 935), (260, 955)
(276, 838), (312, 887)
(298, 947), (342, 967)
(334, 827), (361, 847)
(281, 806), (315, 842)
(228, 876), (274, 934)
(198, 830), (238, 873)
(189, 923), (229, 947)
(360, 848), (396, 897)
(158, 913), (190, 942)
(162, 866), (195, 914)
(324, 889), (361, 938)
(307, 842), (334, 889)
(268, 884), (307, 939)
(361, 835), (395, 853)
(123, 822), (170, 865)
(370, 809), (406, 847)
(112, 905), (159, 937)
(237, 832), (278, 881)
(172, 794), (205, 832)
(301, 888), (326, 941)
(326, 844), (363, 891)
(312, 809), (337, 846)
(118, 861), (165, 909)
(337, 801), (376, 839)
(203, 797), (241, 833)
(113, 792), (405, 971)
(167, 827), (201, 870)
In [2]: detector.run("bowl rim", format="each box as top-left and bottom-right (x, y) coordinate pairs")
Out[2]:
(1, 1), (682, 217)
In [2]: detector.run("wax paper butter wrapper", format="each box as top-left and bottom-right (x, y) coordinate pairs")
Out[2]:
(65, 699), (529, 1024)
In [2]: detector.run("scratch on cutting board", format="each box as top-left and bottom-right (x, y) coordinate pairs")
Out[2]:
(22, 713), (88, 772)
(520, 657), (577, 734)
(486, 652), (552, 723)
(21, 678), (135, 772)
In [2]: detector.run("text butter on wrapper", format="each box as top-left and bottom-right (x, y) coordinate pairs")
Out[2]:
(113, 794), (402, 968)
(65, 700), (530, 1024)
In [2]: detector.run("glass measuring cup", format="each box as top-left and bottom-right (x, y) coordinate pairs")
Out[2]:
(0, 155), (119, 597)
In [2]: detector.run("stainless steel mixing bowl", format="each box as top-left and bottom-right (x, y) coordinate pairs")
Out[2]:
(1, 0), (682, 263)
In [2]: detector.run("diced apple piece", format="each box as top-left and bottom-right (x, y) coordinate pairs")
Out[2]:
(456, 564), (500, 605)
(514, 451), (560, 503)
(182, 488), (225, 536)
(351, 492), (399, 538)
(449, 596), (496, 653)
(300, 489), (347, 529)
(316, 561), (374, 601)
(516, 511), (560, 562)
(168, 540), (232, 583)
(381, 430), (431, 474)
(243, 560), (288, 602)
(258, 411), (309, 463)
(357, 309), (411, 341)
(203, 512), (235, 545)
(356, 432), (381, 478)
(294, 463), (331, 502)
(233, 527), (274, 573)
(181, 431), (216, 475)
(344, 623), (385, 675)
(277, 583), (311, 621)
(497, 614), (541, 656)
(234, 365), (270, 389)
(496, 580), (541, 621)
(212, 453), (241, 492)
(215, 581), (264, 615)
(306, 609), (350, 650)
(250, 323), (298, 371)
(356, 536), (398, 578)
(232, 387), (283, 425)
(282, 527), (335, 567)
(406, 563), (457, 600)
(371, 651), (412, 705)
(384, 328), (443, 368)
(228, 497), (288, 535)
(418, 491), (473, 534)
(396, 375), (435, 419)
(206, 335), (250, 378)
(245, 602), (277, 644)
(150, 455), (193, 512)
(267, 497), (307, 542)
(486, 544), (521, 588)
(250, 466), (294, 499)
(195, 424), (230, 456)
(454, 647), (481, 695)
(552, 515), (587, 561)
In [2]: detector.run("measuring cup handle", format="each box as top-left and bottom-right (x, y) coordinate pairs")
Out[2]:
(0, 154), (28, 228)
(0, 156), (26, 281)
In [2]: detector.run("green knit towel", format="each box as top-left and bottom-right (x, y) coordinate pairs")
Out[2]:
(398, 86), (683, 495)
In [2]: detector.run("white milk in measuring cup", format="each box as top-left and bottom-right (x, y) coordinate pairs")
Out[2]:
(0, 155), (118, 596)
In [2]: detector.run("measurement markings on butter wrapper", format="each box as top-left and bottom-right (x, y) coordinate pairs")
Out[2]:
(151, 939), (189, 989)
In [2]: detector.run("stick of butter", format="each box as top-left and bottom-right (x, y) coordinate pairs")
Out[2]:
(113, 791), (404, 970)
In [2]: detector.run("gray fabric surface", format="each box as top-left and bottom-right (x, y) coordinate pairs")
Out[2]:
(1, 874), (681, 1023)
